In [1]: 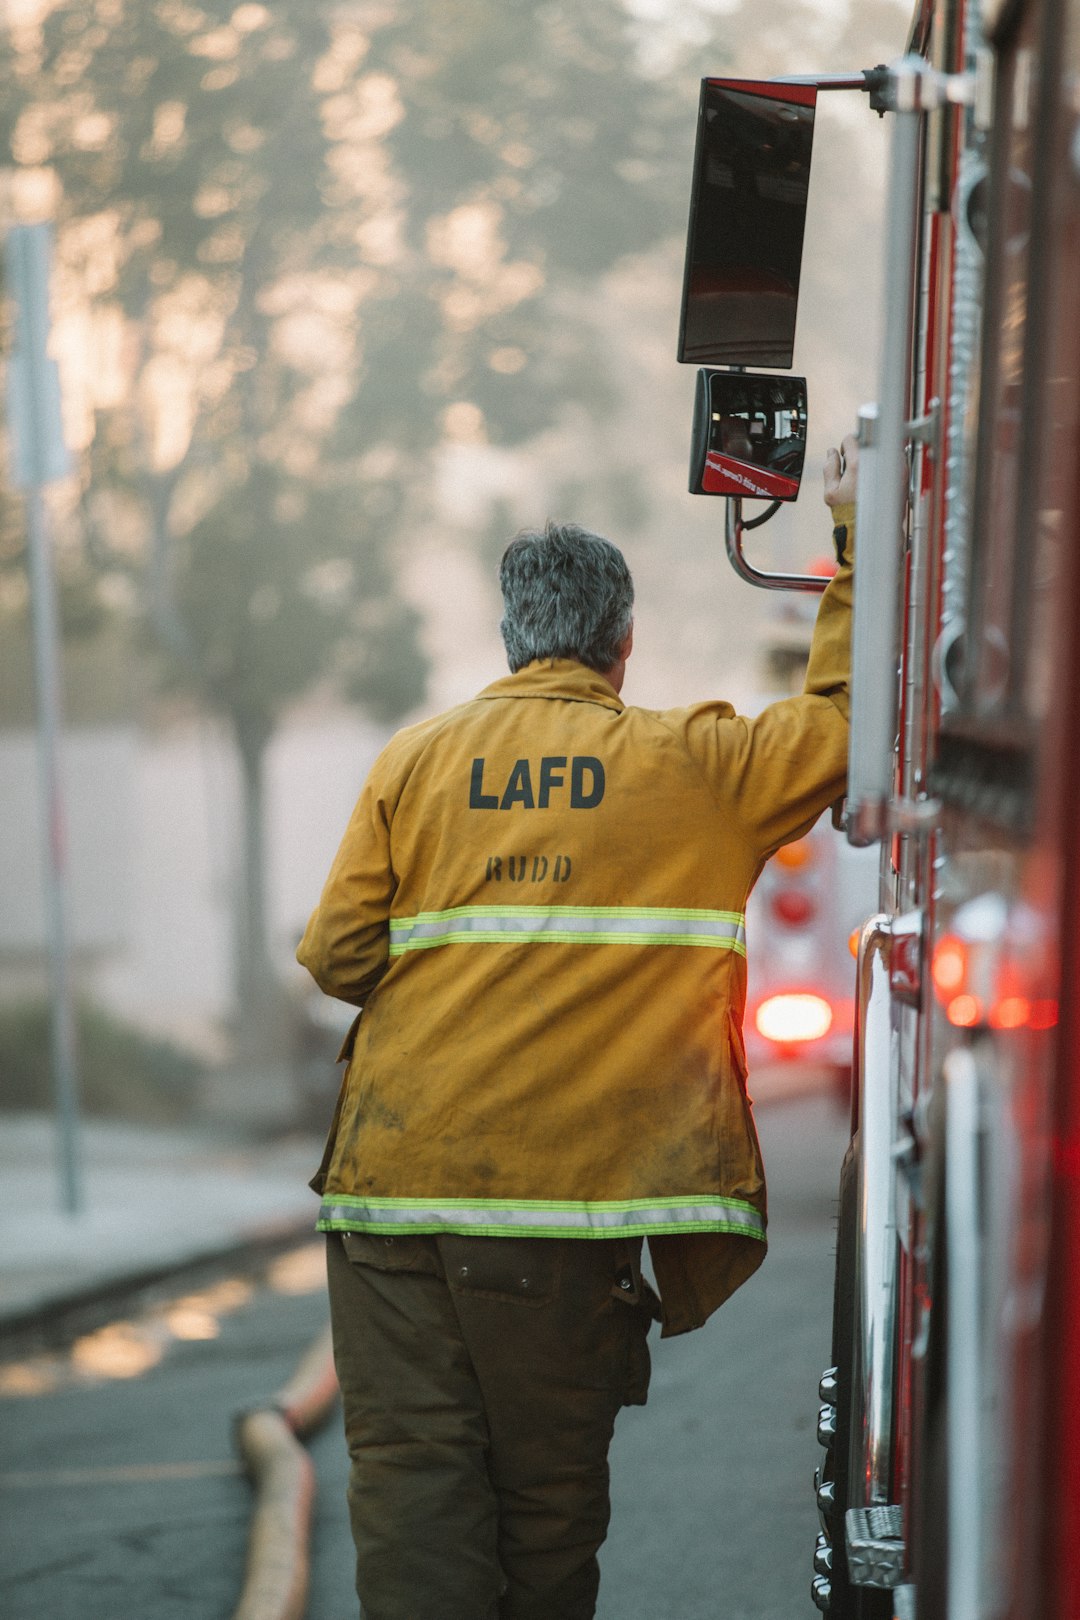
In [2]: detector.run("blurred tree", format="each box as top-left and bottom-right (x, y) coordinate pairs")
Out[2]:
(0, 0), (684, 1032)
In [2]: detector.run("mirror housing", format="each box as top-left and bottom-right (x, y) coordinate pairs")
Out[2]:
(678, 78), (817, 370)
(689, 368), (808, 501)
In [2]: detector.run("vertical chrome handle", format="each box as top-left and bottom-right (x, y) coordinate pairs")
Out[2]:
(846, 66), (924, 845)
(853, 913), (900, 1509)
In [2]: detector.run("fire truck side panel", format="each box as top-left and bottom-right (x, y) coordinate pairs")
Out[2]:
(803, 0), (1080, 1612)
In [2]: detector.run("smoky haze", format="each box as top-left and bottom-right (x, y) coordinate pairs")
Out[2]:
(0, 0), (905, 1123)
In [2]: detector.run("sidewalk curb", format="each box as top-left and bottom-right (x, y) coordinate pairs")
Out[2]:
(0, 1215), (317, 1355)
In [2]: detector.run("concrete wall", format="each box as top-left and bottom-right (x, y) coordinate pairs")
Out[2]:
(0, 710), (390, 1052)
(0, 727), (136, 958)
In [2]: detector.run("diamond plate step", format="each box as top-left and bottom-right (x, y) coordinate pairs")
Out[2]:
(845, 1504), (904, 1588)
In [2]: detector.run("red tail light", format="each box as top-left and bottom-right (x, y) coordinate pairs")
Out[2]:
(931, 935), (968, 998)
(933, 929), (1060, 1031)
(945, 993), (982, 1028)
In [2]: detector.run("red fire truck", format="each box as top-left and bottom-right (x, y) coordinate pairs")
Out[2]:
(680, 1), (1080, 1614)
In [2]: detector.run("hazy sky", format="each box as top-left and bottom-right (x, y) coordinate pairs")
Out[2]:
(623, 0), (868, 70)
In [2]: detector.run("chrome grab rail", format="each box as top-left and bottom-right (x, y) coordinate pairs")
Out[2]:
(853, 913), (900, 1508)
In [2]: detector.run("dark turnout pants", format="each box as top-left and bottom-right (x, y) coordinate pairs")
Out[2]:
(325, 1229), (656, 1620)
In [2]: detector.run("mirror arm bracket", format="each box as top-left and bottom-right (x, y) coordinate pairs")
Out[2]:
(907, 398), (941, 458)
(724, 497), (829, 594)
(741, 499), (783, 532)
(772, 66), (890, 115)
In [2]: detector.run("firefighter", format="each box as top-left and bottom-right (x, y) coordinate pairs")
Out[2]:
(298, 438), (858, 1620)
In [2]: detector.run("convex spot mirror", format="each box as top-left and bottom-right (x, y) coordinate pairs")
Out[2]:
(689, 368), (808, 501)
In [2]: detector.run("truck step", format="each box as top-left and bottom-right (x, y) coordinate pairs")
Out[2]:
(844, 1504), (905, 1588)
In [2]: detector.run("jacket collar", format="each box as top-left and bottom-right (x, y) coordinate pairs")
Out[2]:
(477, 658), (624, 713)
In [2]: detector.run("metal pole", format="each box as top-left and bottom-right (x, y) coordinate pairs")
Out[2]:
(24, 485), (83, 1215)
(6, 222), (83, 1215)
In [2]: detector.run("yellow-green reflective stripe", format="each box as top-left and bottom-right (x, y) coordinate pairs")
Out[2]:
(388, 906), (747, 956)
(316, 1195), (765, 1240)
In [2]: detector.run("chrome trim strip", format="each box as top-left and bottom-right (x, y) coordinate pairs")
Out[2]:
(945, 1046), (981, 1620)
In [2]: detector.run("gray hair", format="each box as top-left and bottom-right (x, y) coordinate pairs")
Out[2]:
(498, 520), (634, 674)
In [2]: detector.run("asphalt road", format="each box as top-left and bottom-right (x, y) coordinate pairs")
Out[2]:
(0, 1092), (848, 1620)
(598, 1091), (848, 1620)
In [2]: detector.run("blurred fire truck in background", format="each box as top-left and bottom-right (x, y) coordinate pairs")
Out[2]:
(745, 588), (878, 1094)
(746, 813), (872, 1091)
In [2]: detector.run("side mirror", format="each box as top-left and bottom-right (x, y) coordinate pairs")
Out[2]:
(678, 78), (817, 370)
(689, 368), (808, 501)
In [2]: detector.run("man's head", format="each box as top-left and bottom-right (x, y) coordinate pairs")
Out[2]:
(498, 521), (634, 685)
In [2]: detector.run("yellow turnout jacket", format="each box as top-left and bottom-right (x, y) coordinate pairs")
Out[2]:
(299, 506), (854, 1335)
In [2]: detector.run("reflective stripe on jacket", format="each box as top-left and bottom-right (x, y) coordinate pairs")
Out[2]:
(298, 506), (854, 1335)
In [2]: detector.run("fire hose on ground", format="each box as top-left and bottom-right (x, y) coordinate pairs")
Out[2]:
(232, 1324), (340, 1620)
